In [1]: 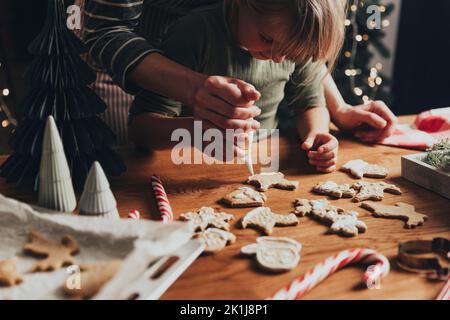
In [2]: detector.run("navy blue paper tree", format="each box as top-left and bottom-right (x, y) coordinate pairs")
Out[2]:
(0, 0), (126, 190)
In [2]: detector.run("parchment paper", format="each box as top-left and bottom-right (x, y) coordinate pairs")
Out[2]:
(0, 193), (194, 300)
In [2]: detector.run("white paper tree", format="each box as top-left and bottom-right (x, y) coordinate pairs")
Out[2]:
(38, 116), (76, 212)
(79, 161), (119, 219)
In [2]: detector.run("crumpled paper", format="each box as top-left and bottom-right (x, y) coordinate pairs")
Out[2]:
(0, 193), (194, 300)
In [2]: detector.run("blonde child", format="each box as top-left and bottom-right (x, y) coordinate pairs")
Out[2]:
(129, 0), (346, 172)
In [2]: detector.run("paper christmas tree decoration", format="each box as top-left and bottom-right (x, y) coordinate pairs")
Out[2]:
(38, 116), (76, 212)
(0, 0), (125, 191)
(79, 161), (119, 219)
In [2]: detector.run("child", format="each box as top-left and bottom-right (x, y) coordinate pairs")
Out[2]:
(129, 0), (345, 172)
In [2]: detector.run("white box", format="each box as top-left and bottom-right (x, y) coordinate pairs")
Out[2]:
(401, 153), (450, 199)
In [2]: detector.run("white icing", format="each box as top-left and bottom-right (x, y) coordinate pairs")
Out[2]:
(311, 200), (328, 210)
(343, 159), (368, 170)
(321, 181), (338, 189)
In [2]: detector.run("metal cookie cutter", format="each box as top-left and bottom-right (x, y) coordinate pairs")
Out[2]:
(398, 238), (450, 280)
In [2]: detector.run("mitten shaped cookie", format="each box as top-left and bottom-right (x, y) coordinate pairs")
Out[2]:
(222, 187), (266, 208)
(241, 237), (302, 272)
(23, 231), (80, 272)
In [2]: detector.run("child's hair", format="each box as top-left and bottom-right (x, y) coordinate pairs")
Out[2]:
(224, 0), (346, 71)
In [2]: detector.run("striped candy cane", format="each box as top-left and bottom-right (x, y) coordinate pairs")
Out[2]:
(151, 175), (174, 223)
(436, 279), (450, 300)
(270, 248), (390, 300)
(128, 210), (141, 220)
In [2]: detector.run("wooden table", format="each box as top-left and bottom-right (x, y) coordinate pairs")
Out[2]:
(1, 115), (449, 299)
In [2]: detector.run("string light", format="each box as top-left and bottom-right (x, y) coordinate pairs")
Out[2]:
(340, 0), (390, 104)
(0, 59), (18, 128)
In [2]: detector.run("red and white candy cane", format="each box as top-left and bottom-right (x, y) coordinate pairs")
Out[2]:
(436, 279), (450, 300)
(151, 175), (174, 223)
(128, 210), (141, 220)
(269, 248), (390, 300)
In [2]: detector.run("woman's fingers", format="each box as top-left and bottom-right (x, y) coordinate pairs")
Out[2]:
(195, 105), (260, 131)
(203, 76), (260, 107)
(196, 90), (261, 120)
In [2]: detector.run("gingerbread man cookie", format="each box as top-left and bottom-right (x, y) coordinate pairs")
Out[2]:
(313, 181), (356, 199)
(222, 187), (267, 208)
(292, 199), (367, 237)
(241, 237), (302, 273)
(361, 202), (428, 228)
(246, 172), (299, 192)
(23, 231), (80, 272)
(241, 207), (298, 235)
(352, 181), (402, 202)
(179, 207), (234, 232)
(341, 160), (388, 179)
(64, 260), (122, 299)
(0, 258), (23, 287)
(194, 228), (236, 253)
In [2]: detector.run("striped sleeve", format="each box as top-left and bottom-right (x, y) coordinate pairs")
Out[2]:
(83, 0), (162, 94)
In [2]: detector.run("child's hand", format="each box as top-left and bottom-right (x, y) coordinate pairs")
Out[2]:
(333, 101), (397, 142)
(301, 133), (339, 173)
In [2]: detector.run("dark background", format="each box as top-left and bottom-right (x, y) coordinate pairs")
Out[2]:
(0, 0), (449, 154)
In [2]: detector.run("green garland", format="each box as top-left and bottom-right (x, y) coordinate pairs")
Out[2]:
(424, 139), (450, 172)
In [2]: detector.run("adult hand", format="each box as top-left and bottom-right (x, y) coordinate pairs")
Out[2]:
(191, 75), (262, 132)
(333, 101), (398, 142)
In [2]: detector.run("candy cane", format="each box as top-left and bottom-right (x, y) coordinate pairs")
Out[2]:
(270, 248), (390, 300)
(436, 279), (450, 300)
(128, 210), (141, 220)
(151, 175), (174, 223)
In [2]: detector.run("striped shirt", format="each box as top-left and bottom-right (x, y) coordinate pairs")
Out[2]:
(83, 0), (218, 94)
(80, 0), (219, 144)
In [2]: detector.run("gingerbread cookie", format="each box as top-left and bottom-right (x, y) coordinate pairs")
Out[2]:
(241, 207), (298, 235)
(241, 237), (302, 273)
(23, 231), (80, 272)
(0, 258), (23, 287)
(352, 181), (402, 202)
(194, 228), (236, 253)
(64, 260), (122, 299)
(361, 202), (428, 228)
(292, 199), (367, 237)
(313, 181), (356, 199)
(179, 207), (234, 232)
(342, 160), (388, 179)
(221, 187), (267, 208)
(246, 172), (299, 192)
